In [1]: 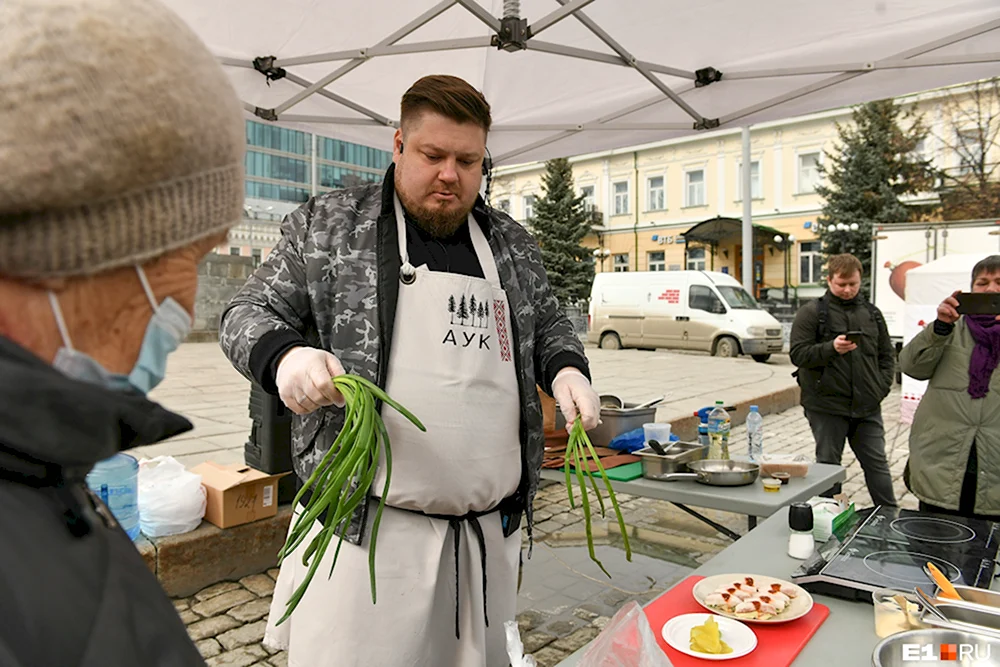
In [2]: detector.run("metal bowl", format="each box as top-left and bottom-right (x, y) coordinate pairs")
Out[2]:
(872, 628), (1000, 666)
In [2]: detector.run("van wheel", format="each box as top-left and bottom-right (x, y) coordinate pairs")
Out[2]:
(752, 354), (771, 363)
(713, 336), (740, 358)
(599, 332), (622, 350)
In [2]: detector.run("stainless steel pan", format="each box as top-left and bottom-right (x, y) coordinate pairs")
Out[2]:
(659, 459), (760, 486)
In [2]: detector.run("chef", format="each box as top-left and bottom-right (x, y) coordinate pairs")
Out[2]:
(219, 74), (600, 666)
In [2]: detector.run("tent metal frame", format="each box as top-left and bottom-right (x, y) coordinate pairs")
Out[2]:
(223, 0), (1000, 164)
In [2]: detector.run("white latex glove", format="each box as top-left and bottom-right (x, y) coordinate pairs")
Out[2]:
(551, 367), (601, 432)
(275, 346), (346, 415)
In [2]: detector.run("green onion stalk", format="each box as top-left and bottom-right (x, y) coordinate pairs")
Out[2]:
(564, 417), (632, 577)
(274, 374), (425, 625)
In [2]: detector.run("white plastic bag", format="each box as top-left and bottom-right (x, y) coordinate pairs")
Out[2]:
(505, 620), (537, 667)
(137, 456), (206, 537)
(578, 602), (673, 667)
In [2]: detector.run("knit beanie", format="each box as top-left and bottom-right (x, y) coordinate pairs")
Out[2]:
(0, 0), (246, 278)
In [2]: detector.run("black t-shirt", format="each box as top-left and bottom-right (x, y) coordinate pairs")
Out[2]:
(403, 215), (484, 279)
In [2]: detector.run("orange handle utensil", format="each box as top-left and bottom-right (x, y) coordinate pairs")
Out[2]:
(927, 562), (961, 600)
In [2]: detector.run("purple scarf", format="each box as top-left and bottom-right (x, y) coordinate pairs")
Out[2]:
(966, 314), (1000, 399)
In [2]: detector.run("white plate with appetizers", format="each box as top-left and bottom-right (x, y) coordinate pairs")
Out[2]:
(692, 573), (814, 624)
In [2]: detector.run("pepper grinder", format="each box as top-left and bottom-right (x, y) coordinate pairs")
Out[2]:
(787, 503), (815, 560)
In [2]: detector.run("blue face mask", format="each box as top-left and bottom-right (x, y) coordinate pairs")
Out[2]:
(49, 265), (192, 394)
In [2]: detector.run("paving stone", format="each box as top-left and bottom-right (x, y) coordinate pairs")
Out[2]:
(267, 568), (280, 580)
(517, 609), (547, 633)
(228, 597), (273, 623)
(268, 653), (288, 667)
(244, 644), (269, 659)
(544, 619), (582, 637)
(533, 645), (571, 667)
(206, 648), (262, 667)
(240, 573), (276, 598)
(195, 582), (241, 602)
(522, 630), (558, 654)
(187, 615), (241, 641)
(592, 615), (613, 630)
(192, 590), (257, 618)
(196, 638), (222, 659)
(552, 626), (600, 652)
(573, 607), (599, 622)
(179, 610), (199, 625)
(217, 620), (268, 651)
(173, 598), (191, 612)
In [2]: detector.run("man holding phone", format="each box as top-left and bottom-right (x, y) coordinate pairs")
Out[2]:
(790, 254), (897, 508)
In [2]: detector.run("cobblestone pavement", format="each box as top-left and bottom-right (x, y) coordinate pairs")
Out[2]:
(177, 383), (916, 666)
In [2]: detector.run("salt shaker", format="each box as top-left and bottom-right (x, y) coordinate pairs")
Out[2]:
(787, 503), (815, 560)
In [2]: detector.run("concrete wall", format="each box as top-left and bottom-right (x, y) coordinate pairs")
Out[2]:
(190, 254), (255, 342)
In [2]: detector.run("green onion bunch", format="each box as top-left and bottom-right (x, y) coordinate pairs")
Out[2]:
(564, 417), (632, 576)
(275, 374), (425, 625)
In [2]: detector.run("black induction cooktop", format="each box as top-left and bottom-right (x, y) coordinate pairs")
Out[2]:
(791, 506), (1000, 603)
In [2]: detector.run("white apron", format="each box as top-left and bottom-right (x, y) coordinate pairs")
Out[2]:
(264, 195), (523, 667)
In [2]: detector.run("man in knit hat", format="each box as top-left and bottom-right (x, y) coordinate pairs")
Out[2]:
(0, 0), (245, 665)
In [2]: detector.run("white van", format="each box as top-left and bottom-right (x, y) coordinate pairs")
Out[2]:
(587, 270), (784, 362)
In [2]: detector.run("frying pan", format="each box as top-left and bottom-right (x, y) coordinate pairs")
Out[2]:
(660, 459), (760, 486)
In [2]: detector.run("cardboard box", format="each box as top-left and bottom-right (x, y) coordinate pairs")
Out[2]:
(191, 462), (290, 529)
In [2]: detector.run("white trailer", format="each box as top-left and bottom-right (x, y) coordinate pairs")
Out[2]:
(872, 219), (1000, 343)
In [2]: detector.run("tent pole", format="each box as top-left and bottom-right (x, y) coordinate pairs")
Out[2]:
(741, 126), (753, 294)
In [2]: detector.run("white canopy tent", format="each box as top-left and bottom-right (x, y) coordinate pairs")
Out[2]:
(164, 0), (1000, 289)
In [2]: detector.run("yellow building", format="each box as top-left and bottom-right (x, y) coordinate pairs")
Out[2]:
(492, 82), (994, 300)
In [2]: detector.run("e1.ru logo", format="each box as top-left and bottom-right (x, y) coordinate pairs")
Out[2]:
(902, 643), (992, 661)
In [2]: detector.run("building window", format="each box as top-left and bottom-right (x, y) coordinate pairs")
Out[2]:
(252, 249), (262, 268)
(737, 161), (761, 200)
(613, 253), (630, 272)
(648, 251), (666, 271)
(246, 120), (310, 155)
(687, 246), (707, 271)
(318, 164), (381, 189)
(689, 284), (725, 314)
(244, 180), (311, 203)
(497, 199), (511, 214)
(613, 181), (630, 215)
(957, 129), (983, 175)
(685, 169), (705, 207)
(799, 241), (824, 284)
(229, 247), (241, 256)
(647, 176), (665, 211)
(798, 152), (822, 193)
(580, 185), (596, 211)
(523, 195), (536, 220)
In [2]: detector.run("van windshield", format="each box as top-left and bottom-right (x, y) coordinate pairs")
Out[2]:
(717, 286), (759, 309)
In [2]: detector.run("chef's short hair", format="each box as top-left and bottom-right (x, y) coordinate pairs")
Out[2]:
(972, 255), (1000, 285)
(827, 254), (863, 280)
(400, 75), (492, 135)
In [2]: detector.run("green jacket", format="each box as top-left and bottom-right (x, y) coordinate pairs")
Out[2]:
(790, 293), (895, 417)
(900, 319), (1000, 515)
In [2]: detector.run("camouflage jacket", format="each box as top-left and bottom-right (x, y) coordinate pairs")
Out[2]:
(219, 167), (586, 547)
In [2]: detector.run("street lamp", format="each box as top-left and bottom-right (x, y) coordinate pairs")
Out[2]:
(593, 247), (611, 272)
(773, 234), (796, 303)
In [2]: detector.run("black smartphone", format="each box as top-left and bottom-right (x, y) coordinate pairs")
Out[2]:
(845, 331), (864, 344)
(956, 292), (1000, 315)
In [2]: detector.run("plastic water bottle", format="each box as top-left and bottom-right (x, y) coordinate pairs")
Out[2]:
(707, 401), (731, 460)
(746, 405), (764, 463)
(86, 453), (140, 540)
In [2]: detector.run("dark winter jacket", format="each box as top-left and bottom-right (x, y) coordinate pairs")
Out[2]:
(0, 335), (206, 667)
(790, 292), (895, 417)
(219, 165), (588, 547)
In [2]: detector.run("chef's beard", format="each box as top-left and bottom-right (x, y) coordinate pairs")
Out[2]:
(395, 175), (472, 238)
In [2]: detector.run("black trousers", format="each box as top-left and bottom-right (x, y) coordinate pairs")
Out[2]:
(805, 408), (898, 508)
(918, 444), (1000, 523)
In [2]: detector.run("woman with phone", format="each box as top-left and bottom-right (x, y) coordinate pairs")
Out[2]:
(900, 255), (1000, 521)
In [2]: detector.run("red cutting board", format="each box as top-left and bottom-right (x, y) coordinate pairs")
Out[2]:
(643, 575), (830, 667)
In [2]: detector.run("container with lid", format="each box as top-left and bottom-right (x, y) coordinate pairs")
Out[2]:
(86, 453), (140, 540)
(787, 503), (815, 560)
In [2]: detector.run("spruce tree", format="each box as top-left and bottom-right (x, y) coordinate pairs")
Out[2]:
(531, 157), (595, 306)
(816, 99), (933, 298)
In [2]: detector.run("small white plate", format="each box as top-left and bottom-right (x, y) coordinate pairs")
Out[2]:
(692, 573), (814, 624)
(661, 613), (757, 661)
